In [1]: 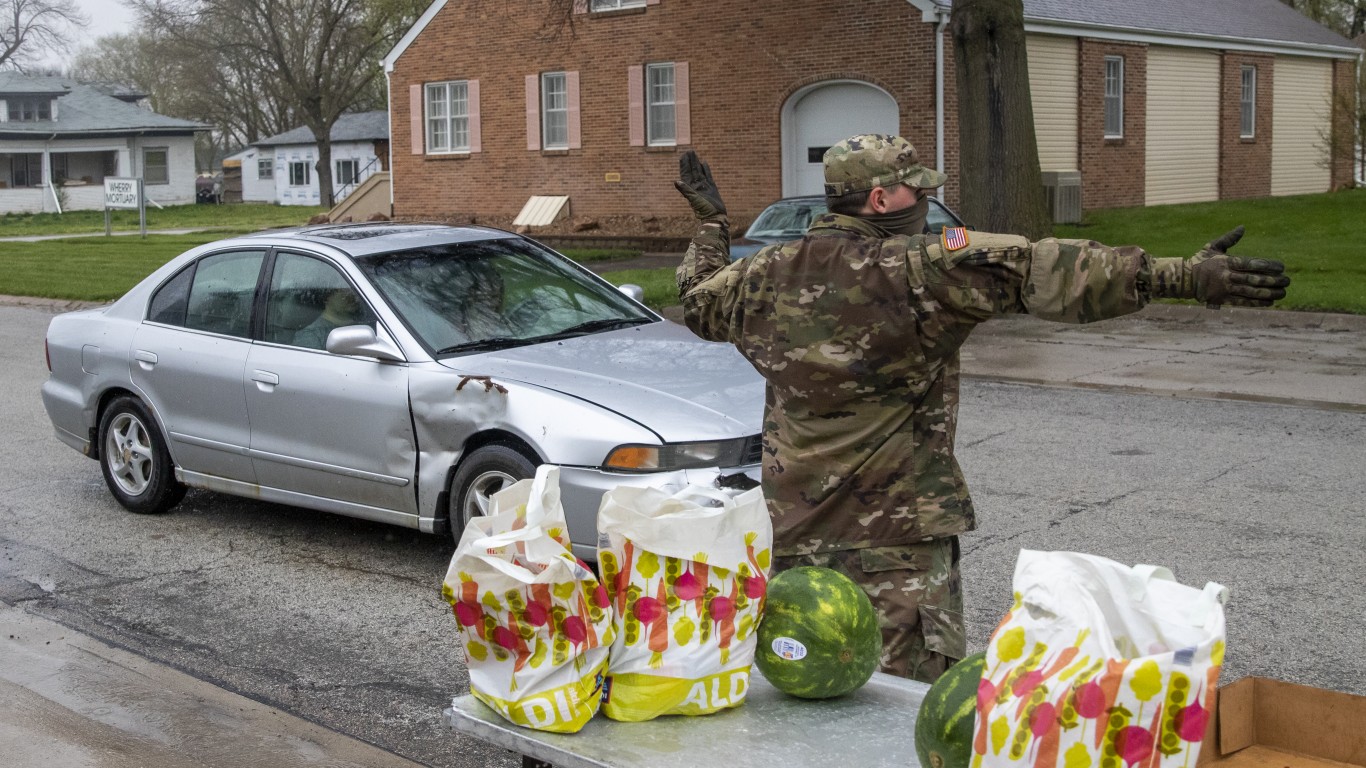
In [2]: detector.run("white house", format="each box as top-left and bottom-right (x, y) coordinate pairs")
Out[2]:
(223, 146), (276, 203)
(0, 73), (206, 213)
(246, 112), (390, 206)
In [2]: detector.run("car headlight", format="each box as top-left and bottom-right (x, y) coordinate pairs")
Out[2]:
(604, 437), (754, 472)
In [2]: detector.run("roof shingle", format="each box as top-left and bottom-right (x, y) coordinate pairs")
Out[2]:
(255, 111), (390, 147)
(0, 73), (205, 134)
(933, 0), (1358, 50)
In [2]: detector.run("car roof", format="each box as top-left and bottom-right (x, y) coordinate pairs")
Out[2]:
(235, 222), (522, 257)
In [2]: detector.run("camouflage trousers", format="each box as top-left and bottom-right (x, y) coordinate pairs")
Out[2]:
(773, 537), (965, 684)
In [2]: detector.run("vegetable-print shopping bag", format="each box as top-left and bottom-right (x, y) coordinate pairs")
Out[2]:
(596, 485), (771, 722)
(442, 465), (615, 733)
(975, 550), (1228, 768)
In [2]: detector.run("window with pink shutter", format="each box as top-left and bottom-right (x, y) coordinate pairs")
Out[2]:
(533, 71), (579, 151)
(634, 61), (689, 147)
(422, 79), (479, 154)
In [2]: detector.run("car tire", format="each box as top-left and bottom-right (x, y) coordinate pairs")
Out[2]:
(447, 444), (537, 544)
(98, 396), (186, 515)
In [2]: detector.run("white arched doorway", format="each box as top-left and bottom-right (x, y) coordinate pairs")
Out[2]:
(781, 81), (900, 197)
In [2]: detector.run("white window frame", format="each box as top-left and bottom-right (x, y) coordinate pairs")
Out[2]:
(425, 80), (470, 154)
(257, 158), (273, 179)
(7, 97), (51, 122)
(646, 62), (676, 146)
(335, 158), (360, 186)
(289, 161), (310, 187)
(1240, 65), (1256, 139)
(541, 72), (569, 150)
(1103, 56), (1124, 139)
(143, 147), (169, 185)
(590, 0), (645, 10)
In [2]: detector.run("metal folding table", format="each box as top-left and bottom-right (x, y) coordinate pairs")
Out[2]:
(444, 670), (930, 768)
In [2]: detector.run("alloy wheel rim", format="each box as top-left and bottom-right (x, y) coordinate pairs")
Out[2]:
(462, 469), (517, 525)
(105, 413), (154, 497)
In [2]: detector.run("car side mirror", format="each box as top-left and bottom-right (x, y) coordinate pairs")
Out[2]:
(325, 325), (406, 362)
(618, 284), (645, 303)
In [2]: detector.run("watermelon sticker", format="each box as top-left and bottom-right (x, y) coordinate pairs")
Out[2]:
(770, 637), (807, 661)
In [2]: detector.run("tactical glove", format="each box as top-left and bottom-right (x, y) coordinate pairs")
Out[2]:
(1149, 227), (1290, 308)
(674, 151), (727, 221)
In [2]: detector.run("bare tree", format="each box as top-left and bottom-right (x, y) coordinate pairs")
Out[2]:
(129, 0), (424, 207)
(950, 0), (1051, 239)
(0, 0), (88, 70)
(1278, 0), (1366, 36)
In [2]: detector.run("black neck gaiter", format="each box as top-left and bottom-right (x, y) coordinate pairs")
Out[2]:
(863, 195), (929, 238)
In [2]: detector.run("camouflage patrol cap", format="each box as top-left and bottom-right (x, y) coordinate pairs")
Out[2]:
(823, 134), (948, 197)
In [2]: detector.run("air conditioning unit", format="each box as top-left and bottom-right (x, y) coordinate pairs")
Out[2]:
(1042, 171), (1082, 224)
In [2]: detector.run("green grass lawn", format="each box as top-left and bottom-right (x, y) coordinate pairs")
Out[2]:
(1056, 188), (1366, 314)
(0, 230), (644, 303)
(0, 233), (262, 301)
(4, 191), (1360, 313)
(597, 268), (680, 310)
(0, 203), (327, 236)
(605, 188), (1366, 314)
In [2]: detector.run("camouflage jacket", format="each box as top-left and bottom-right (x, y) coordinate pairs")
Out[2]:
(677, 213), (1154, 557)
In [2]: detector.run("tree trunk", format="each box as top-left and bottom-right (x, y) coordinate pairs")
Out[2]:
(950, 0), (1052, 240)
(313, 128), (335, 209)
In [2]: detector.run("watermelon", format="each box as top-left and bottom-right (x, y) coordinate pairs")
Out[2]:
(914, 652), (987, 768)
(754, 566), (882, 699)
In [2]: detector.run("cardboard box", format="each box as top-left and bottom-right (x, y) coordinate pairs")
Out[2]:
(1198, 677), (1366, 768)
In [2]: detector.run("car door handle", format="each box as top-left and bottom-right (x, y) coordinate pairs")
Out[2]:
(133, 350), (157, 370)
(251, 370), (280, 388)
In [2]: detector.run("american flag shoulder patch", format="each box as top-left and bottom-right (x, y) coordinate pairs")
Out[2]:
(942, 227), (969, 252)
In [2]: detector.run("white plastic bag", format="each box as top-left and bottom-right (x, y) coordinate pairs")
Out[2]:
(442, 465), (614, 733)
(596, 484), (771, 721)
(974, 550), (1228, 768)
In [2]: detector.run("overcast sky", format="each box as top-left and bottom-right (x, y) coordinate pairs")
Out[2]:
(41, 0), (138, 68)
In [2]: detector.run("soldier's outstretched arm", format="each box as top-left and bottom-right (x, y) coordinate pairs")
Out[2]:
(929, 225), (1291, 325)
(920, 231), (1150, 325)
(674, 151), (745, 342)
(1144, 226), (1290, 308)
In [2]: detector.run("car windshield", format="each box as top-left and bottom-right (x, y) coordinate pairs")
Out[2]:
(746, 198), (961, 239)
(746, 201), (825, 239)
(353, 238), (653, 356)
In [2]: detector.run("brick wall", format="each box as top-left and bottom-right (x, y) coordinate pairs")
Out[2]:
(1331, 58), (1358, 189)
(1078, 39), (1146, 210)
(1218, 53), (1273, 199)
(388, 0), (955, 224)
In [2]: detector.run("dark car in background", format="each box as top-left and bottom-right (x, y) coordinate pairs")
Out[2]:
(730, 195), (967, 260)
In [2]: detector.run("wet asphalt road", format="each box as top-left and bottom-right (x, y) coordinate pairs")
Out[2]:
(2, 302), (1363, 767)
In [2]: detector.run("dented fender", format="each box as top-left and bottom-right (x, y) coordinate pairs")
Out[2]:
(408, 364), (660, 531)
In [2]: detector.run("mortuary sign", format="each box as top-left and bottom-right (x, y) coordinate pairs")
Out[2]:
(104, 177), (147, 237)
(104, 177), (142, 209)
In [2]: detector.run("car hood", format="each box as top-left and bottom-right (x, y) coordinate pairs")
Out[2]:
(730, 235), (786, 261)
(437, 320), (765, 441)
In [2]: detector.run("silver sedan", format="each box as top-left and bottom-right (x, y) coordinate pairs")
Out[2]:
(41, 223), (764, 560)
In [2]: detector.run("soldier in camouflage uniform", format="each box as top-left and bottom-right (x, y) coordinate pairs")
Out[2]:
(673, 134), (1289, 683)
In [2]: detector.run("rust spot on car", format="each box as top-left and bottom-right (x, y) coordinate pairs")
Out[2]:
(456, 375), (508, 395)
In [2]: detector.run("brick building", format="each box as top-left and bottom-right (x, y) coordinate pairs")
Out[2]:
(382, 0), (1360, 225)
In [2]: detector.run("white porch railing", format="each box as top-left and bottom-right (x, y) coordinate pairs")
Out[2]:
(334, 156), (383, 204)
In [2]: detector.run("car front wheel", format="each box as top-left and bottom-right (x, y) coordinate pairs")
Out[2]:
(447, 444), (536, 544)
(98, 396), (186, 515)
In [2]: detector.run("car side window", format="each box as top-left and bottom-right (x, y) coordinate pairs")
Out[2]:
(927, 200), (958, 235)
(266, 252), (376, 350)
(147, 265), (195, 326)
(180, 250), (266, 338)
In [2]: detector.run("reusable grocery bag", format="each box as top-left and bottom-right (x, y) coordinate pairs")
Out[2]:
(974, 550), (1228, 768)
(442, 465), (615, 734)
(596, 484), (771, 722)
